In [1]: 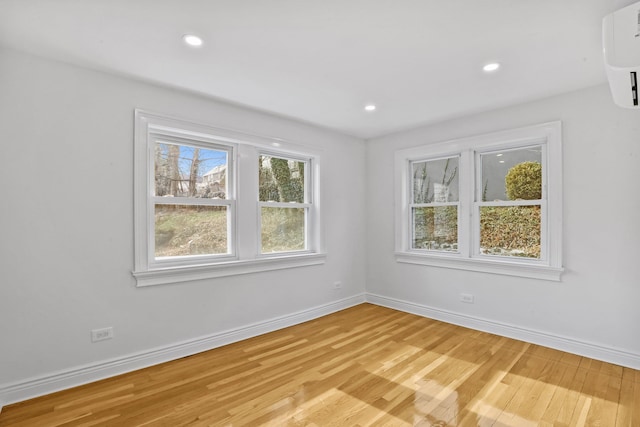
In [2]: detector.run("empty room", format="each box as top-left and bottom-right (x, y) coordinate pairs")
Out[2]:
(1, 0), (639, 425)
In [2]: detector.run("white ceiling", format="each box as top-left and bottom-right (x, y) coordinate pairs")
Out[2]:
(0, 0), (628, 139)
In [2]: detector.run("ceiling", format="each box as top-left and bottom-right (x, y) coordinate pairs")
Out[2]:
(0, 0), (628, 139)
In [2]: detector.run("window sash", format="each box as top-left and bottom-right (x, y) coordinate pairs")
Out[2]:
(149, 205), (233, 260)
(258, 153), (311, 202)
(474, 143), (547, 203)
(258, 203), (310, 255)
(410, 155), (460, 205)
(149, 199), (236, 266)
(472, 201), (547, 262)
(409, 203), (460, 253)
(150, 136), (235, 199)
(148, 199), (237, 269)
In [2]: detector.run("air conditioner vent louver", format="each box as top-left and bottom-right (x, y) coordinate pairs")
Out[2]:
(603, 1), (640, 108)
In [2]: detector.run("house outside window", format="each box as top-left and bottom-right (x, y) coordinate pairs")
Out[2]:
(395, 122), (563, 281)
(133, 110), (325, 286)
(202, 164), (227, 196)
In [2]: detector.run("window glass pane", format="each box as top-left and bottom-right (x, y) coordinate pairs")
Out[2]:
(261, 207), (305, 253)
(480, 146), (542, 201)
(259, 155), (305, 203)
(412, 157), (459, 203)
(155, 204), (228, 257)
(479, 205), (541, 258)
(412, 206), (458, 251)
(155, 142), (228, 199)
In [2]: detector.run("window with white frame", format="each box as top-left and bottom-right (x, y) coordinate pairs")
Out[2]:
(395, 122), (563, 281)
(152, 137), (234, 265)
(258, 154), (311, 254)
(133, 110), (324, 287)
(411, 156), (460, 252)
(476, 145), (543, 259)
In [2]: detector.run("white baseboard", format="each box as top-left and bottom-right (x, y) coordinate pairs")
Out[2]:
(366, 292), (640, 370)
(0, 293), (366, 409)
(2, 291), (636, 414)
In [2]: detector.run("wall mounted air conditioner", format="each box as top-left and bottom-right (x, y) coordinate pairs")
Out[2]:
(603, 1), (640, 108)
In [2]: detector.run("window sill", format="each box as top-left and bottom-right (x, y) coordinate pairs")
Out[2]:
(133, 253), (327, 287)
(395, 252), (563, 281)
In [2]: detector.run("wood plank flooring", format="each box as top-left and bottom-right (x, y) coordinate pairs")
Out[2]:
(1, 303), (638, 426)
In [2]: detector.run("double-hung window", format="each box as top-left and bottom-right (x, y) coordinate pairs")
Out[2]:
(475, 145), (544, 259)
(396, 122), (563, 281)
(133, 110), (324, 286)
(410, 156), (460, 252)
(152, 137), (234, 266)
(258, 154), (311, 254)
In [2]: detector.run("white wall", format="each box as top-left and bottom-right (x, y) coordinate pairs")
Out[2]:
(366, 84), (640, 365)
(0, 47), (366, 399)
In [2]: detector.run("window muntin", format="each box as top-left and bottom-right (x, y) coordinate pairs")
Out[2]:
(150, 137), (234, 266)
(410, 156), (459, 252)
(476, 145), (544, 260)
(258, 154), (310, 254)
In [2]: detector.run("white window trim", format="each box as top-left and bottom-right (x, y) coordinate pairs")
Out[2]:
(133, 110), (325, 287)
(394, 121), (563, 281)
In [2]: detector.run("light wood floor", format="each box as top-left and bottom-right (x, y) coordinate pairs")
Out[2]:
(1, 304), (638, 426)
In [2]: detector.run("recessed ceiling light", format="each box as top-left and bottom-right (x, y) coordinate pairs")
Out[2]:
(183, 34), (203, 47)
(271, 142), (281, 147)
(496, 153), (503, 157)
(364, 104), (377, 112)
(483, 62), (500, 72)
(499, 160), (505, 163)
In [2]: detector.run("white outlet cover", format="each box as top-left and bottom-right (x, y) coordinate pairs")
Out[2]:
(91, 327), (114, 342)
(460, 293), (474, 303)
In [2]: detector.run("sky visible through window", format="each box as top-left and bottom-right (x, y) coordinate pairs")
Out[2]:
(157, 142), (227, 180)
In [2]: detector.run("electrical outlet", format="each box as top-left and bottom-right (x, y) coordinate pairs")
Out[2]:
(91, 327), (114, 342)
(460, 293), (474, 304)
(332, 281), (343, 290)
